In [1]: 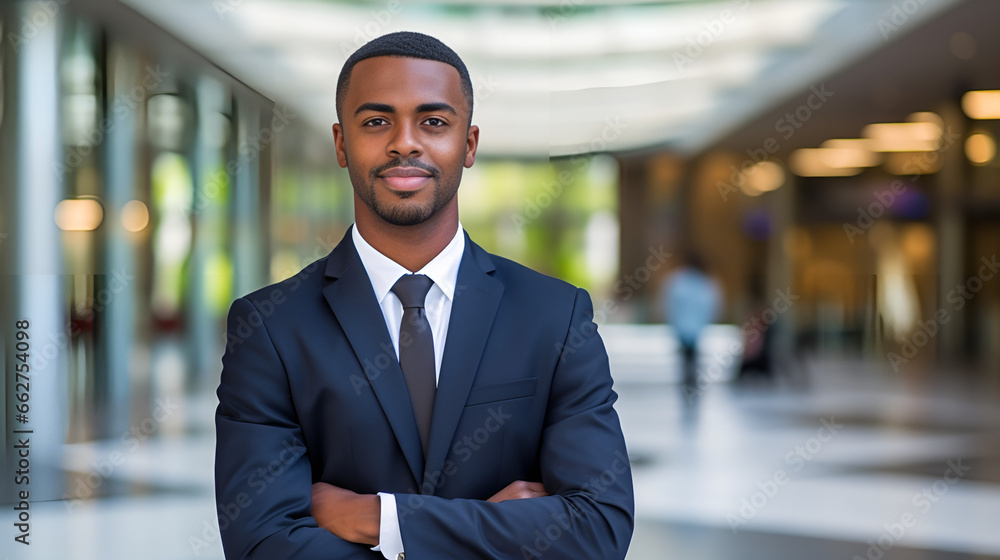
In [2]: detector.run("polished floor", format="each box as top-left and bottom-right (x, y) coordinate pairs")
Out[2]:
(618, 363), (1000, 560)
(4, 347), (1000, 559)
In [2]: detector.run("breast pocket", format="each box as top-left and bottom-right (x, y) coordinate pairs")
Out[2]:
(465, 377), (537, 407)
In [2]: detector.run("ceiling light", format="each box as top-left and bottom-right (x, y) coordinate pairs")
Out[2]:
(741, 161), (785, 195)
(862, 120), (942, 152)
(55, 198), (104, 231)
(122, 200), (151, 232)
(965, 132), (996, 165)
(818, 139), (881, 167)
(962, 90), (1000, 120)
(788, 149), (862, 177)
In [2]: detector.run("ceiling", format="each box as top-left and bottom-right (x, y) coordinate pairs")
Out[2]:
(714, 0), (1000, 156)
(120, 0), (963, 158)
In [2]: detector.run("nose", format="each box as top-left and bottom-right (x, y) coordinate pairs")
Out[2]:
(386, 120), (422, 158)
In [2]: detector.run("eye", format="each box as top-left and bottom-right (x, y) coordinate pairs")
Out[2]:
(364, 117), (388, 127)
(423, 117), (446, 127)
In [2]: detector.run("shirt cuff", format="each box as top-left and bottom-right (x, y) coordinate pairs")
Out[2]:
(370, 492), (404, 560)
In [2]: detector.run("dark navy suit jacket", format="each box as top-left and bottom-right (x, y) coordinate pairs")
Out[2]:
(215, 228), (634, 559)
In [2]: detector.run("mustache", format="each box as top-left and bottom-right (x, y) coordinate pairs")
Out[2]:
(370, 158), (439, 179)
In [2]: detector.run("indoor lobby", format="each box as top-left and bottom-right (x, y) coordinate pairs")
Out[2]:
(2, 0), (999, 558)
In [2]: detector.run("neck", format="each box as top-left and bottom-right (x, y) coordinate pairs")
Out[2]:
(354, 199), (459, 272)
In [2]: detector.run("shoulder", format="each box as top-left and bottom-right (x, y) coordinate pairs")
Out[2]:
(232, 254), (330, 316)
(473, 243), (586, 311)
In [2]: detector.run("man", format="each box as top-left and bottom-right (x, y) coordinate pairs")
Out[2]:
(661, 251), (721, 393)
(215, 31), (633, 560)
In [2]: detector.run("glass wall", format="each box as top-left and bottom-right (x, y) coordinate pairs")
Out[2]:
(0, 0), (273, 502)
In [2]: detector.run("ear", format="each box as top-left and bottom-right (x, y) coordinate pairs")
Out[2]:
(464, 124), (479, 168)
(333, 123), (348, 168)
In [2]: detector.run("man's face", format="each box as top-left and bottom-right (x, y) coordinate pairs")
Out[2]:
(333, 56), (479, 227)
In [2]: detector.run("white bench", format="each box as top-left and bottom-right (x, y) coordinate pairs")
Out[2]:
(599, 323), (744, 384)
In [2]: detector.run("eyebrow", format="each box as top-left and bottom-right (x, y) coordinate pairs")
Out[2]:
(355, 102), (394, 116)
(354, 102), (458, 116)
(415, 102), (457, 115)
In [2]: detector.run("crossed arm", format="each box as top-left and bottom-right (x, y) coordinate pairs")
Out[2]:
(217, 290), (633, 559)
(310, 480), (549, 546)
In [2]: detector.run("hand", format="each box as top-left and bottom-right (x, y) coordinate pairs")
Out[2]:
(487, 480), (549, 503)
(311, 482), (380, 546)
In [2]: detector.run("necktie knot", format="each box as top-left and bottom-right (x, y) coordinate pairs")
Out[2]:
(392, 274), (434, 309)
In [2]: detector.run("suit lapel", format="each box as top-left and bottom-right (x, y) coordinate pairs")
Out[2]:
(423, 234), (503, 492)
(322, 228), (424, 486)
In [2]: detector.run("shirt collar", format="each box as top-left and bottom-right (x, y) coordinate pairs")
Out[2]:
(352, 222), (465, 304)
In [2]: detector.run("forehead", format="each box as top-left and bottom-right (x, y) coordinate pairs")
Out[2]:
(344, 56), (466, 112)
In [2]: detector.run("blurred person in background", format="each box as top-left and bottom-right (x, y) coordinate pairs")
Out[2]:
(214, 31), (633, 560)
(661, 251), (723, 393)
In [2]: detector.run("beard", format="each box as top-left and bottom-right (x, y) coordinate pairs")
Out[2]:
(347, 155), (459, 226)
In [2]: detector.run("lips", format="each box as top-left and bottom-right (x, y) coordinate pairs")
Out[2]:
(380, 167), (432, 178)
(378, 166), (433, 191)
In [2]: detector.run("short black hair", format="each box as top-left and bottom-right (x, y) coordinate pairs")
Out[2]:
(336, 31), (474, 126)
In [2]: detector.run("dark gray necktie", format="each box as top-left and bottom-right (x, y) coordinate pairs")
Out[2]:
(391, 274), (436, 455)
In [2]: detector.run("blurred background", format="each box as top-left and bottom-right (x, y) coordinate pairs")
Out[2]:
(2, 0), (999, 558)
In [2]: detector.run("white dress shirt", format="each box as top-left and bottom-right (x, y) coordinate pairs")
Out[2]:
(351, 222), (465, 560)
